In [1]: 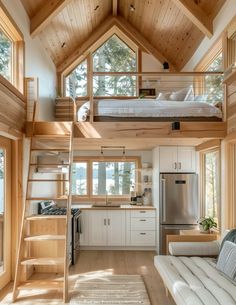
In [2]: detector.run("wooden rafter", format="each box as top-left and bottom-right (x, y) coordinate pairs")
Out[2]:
(57, 16), (115, 73)
(171, 0), (213, 38)
(114, 16), (177, 71)
(112, 0), (118, 16)
(30, 0), (72, 37)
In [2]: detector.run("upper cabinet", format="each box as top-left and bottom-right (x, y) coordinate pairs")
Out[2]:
(159, 146), (196, 173)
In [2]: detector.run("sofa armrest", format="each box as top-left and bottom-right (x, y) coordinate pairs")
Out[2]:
(169, 240), (220, 256)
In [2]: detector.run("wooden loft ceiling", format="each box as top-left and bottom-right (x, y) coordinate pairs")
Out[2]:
(20, 0), (226, 71)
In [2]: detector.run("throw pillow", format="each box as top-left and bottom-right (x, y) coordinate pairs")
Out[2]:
(194, 95), (208, 103)
(156, 92), (171, 101)
(216, 241), (236, 281)
(169, 87), (189, 101)
(184, 85), (194, 101)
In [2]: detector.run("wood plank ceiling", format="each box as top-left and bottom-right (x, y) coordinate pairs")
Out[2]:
(20, 0), (226, 71)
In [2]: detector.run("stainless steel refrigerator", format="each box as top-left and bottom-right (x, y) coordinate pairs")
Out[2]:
(159, 173), (199, 254)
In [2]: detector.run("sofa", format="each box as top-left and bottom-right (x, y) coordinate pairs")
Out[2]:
(154, 231), (236, 305)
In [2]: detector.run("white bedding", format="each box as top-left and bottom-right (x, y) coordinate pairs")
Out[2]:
(77, 99), (222, 121)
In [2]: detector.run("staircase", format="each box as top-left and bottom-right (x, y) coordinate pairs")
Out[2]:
(12, 120), (74, 303)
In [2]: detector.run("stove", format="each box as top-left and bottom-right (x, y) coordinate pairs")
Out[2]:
(38, 200), (81, 265)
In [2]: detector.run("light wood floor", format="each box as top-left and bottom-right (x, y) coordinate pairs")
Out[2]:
(0, 250), (175, 305)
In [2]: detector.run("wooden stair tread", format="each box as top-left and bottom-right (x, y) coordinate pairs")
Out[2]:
(26, 196), (68, 200)
(21, 257), (64, 265)
(26, 215), (67, 220)
(31, 149), (69, 152)
(24, 235), (66, 241)
(28, 179), (69, 182)
(18, 280), (63, 290)
(30, 163), (69, 166)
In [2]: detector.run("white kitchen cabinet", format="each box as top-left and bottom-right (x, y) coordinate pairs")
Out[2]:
(159, 146), (195, 173)
(83, 210), (126, 246)
(127, 210), (156, 247)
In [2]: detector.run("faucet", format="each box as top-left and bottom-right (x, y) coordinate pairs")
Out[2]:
(105, 191), (112, 205)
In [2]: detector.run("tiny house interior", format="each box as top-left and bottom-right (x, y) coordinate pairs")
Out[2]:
(0, 0), (236, 304)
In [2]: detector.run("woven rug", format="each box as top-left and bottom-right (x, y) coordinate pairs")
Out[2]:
(69, 274), (151, 305)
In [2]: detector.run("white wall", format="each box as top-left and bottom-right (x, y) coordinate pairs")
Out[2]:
(2, 0), (57, 121)
(183, 0), (236, 71)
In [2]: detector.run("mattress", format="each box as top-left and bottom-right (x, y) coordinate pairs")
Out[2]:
(77, 99), (222, 121)
(154, 255), (236, 305)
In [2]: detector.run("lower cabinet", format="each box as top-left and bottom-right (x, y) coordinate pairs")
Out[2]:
(80, 210), (126, 246)
(80, 209), (156, 248)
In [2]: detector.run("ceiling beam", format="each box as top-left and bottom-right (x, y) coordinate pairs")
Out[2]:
(30, 0), (72, 37)
(171, 0), (213, 38)
(114, 16), (177, 71)
(112, 0), (118, 16)
(57, 16), (116, 73)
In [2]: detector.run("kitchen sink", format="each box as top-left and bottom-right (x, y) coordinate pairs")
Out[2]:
(92, 203), (121, 208)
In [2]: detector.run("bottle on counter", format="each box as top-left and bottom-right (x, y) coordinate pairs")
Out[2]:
(130, 185), (137, 203)
(143, 188), (152, 206)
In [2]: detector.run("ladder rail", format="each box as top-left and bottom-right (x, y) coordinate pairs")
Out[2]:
(12, 100), (37, 300)
(63, 123), (74, 303)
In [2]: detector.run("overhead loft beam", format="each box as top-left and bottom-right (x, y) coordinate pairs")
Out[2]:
(171, 0), (213, 38)
(113, 0), (118, 16)
(114, 16), (177, 71)
(30, 0), (72, 37)
(57, 16), (115, 73)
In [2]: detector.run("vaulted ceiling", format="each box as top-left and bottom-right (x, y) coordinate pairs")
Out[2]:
(20, 0), (226, 71)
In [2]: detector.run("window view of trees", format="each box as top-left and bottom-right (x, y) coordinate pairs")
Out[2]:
(204, 151), (220, 223)
(72, 162), (87, 195)
(93, 35), (137, 96)
(72, 159), (136, 197)
(92, 161), (135, 195)
(65, 60), (87, 99)
(0, 29), (12, 81)
(205, 52), (223, 104)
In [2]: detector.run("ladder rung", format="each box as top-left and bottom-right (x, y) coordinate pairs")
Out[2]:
(18, 280), (63, 290)
(26, 215), (67, 221)
(24, 235), (66, 241)
(26, 197), (68, 201)
(21, 257), (64, 266)
(33, 134), (70, 138)
(29, 163), (69, 166)
(28, 179), (69, 182)
(31, 149), (70, 152)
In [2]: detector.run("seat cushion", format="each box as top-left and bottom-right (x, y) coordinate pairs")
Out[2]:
(217, 241), (236, 280)
(169, 240), (220, 256)
(154, 255), (236, 305)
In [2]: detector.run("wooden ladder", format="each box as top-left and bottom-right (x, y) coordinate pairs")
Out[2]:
(12, 118), (74, 303)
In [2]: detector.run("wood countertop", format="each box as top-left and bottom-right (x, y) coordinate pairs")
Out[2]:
(72, 204), (156, 210)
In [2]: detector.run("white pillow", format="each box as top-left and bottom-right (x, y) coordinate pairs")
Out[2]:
(184, 86), (194, 101)
(156, 92), (171, 101)
(194, 95), (208, 102)
(216, 241), (236, 281)
(169, 87), (189, 101)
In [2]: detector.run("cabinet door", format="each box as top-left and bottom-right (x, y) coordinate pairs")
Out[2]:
(88, 211), (107, 246)
(177, 146), (196, 172)
(107, 211), (126, 246)
(159, 147), (178, 172)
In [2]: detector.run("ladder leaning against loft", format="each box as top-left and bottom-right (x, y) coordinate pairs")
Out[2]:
(12, 99), (74, 303)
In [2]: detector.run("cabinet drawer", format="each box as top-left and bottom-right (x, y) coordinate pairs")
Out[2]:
(131, 217), (155, 230)
(130, 231), (156, 246)
(131, 210), (155, 218)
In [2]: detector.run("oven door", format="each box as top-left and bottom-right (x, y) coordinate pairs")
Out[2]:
(72, 214), (80, 265)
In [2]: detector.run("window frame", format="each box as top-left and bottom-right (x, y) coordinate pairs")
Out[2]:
(72, 156), (141, 202)
(200, 148), (221, 230)
(0, 2), (24, 93)
(62, 27), (139, 99)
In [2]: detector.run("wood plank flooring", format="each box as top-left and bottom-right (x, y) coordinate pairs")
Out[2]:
(0, 250), (175, 305)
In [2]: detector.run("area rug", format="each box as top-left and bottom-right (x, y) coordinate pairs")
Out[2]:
(69, 274), (151, 305)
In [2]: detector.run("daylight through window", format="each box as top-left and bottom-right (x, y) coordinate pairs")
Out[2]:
(0, 29), (12, 81)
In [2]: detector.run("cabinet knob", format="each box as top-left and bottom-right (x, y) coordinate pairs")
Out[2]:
(174, 162), (177, 169)
(108, 218), (110, 226)
(140, 211), (146, 213)
(140, 233), (146, 235)
(104, 219), (106, 226)
(140, 219), (146, 221)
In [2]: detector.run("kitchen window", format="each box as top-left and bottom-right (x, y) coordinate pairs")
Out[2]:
(72, 157), (140, 200)
(201, 149), (220, 227)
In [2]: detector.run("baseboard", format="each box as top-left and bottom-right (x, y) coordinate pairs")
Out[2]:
(80, 246), (157, 251)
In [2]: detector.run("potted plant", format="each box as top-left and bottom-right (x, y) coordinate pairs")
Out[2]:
(198, 217), (217, 233)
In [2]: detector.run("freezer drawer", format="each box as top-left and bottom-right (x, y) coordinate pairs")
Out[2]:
(159, 224), (199, 255)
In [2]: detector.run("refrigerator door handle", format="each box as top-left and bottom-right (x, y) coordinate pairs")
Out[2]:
(161, 178), (166, 222)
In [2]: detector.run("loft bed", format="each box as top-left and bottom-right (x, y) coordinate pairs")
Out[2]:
(75, 72), (224, 123)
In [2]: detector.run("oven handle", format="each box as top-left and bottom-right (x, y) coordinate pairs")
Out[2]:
(77, 216), (82, 234)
